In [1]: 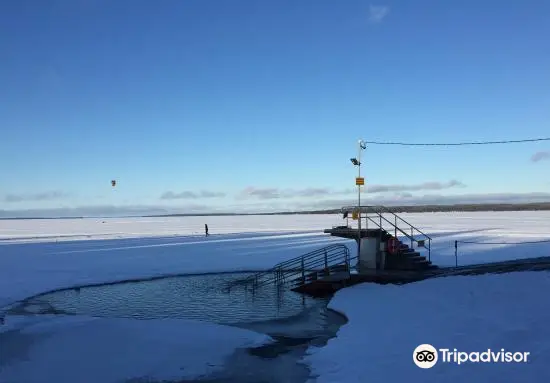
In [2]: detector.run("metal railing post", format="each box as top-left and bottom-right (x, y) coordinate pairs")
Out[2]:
(378, 228), (382, 269)
(394, 215), (397, 238)
(301, 257), (305, 284)
(410, 227), (414, 248)
(454, 240), (458, 267)
(428, 239), (431, 262)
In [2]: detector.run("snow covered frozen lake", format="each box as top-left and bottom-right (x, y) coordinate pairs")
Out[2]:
(1, 211), (550, 382)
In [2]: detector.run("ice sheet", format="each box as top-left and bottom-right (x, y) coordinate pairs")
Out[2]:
(0, 314), (271, 383)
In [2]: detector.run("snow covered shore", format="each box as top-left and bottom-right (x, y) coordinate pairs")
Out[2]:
(304, 271), (550, 383)
(1, 212), (549, 382)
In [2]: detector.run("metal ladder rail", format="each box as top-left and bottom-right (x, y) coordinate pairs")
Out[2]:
(360, 206), (432, 261)
(226, 243), (351, 290)
(251, 247), (353, 289)
(247, 245), (352, 290)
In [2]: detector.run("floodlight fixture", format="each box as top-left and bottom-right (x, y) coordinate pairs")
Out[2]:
(350, 158), (360, 166)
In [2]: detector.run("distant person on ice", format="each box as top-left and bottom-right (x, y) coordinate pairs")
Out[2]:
(205, 224), (209, 237)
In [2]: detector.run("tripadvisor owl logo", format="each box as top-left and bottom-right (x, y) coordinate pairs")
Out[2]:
(413, 344), (438, 368)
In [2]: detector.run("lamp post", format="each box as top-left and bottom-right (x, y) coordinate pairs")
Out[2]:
(350, 139), (366, 260)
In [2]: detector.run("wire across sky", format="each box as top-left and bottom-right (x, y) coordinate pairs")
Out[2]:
(363, 137), (550, 147)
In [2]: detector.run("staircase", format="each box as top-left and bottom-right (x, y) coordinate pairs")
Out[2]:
(329, 205), (435, 264)
(384, 238), (438, 271)
(225, 243), (355, 294)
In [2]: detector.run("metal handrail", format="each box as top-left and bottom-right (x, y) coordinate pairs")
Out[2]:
(252, 260), (354, 290)
(226, 243), (353, 291)
(342, 205), (432, 261)
(376, 205), (432, 240)
(341, 205), (432, 240)
(266, 243), (347, 270)
(252, 246), (349, 286)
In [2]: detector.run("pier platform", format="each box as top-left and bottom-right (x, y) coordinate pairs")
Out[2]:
(292, 256), (550, 297)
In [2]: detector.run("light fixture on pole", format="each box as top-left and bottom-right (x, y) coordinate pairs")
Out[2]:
(350, 139), (366, 260)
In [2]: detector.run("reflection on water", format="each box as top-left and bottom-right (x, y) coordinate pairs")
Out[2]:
(14, 273), (327, 327)
(9, 272), (347, 383)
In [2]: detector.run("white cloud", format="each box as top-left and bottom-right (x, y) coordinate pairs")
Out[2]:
(368, 5), (390, 24)
(3, 191), (70, 203)
(236, 181), (464, 200)
(531, 151), (550, 163)
(296, 192), (550, 211)
(0, 204), (212, 218)
(160, 190), (226, 200)
(366, 180), (465, 193)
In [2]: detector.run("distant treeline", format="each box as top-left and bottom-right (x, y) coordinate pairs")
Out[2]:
(151, 202), (550, 217)
(291, 202), (550, 215)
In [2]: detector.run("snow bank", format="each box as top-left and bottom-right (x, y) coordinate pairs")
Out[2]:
(304, 271), (550, 383)
(0, 314), (272, 383)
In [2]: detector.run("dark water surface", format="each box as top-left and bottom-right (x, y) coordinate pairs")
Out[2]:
(9, 272), (347, 383)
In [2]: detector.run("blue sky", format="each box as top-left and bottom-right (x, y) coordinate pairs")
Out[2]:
(1, 0), (549, 217)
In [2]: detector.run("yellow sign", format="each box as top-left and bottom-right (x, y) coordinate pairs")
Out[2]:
(352, 211), (358, 220)
(356, 177), (365, 186)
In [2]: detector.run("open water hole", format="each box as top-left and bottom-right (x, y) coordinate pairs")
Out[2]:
(6, 272), (347, 383)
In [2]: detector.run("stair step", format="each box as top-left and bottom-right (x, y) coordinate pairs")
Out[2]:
(386, 263), (431, 271)
(414, 259), (430, 265)
(384, 251), (435, 271)
(391, 253), (425, 261)
(410, 256), (428, 263)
